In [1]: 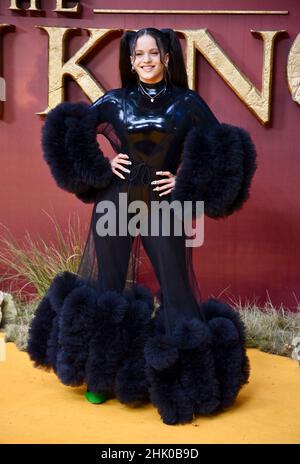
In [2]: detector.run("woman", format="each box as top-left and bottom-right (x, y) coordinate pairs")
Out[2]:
(27, 28), (257, 425)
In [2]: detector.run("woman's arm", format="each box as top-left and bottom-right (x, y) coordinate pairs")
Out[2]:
(171, 91), (258, 219)
(41, 94), (114, 203)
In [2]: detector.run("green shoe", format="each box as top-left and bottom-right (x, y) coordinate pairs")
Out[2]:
(85, 389), (108, 404)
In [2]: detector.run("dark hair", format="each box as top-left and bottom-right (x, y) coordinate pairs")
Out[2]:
(119, 28), (189, 89)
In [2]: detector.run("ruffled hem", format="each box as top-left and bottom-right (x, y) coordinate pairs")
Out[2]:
(27, 271), (250, 425)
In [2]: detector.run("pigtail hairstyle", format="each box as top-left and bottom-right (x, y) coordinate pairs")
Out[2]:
(119, 30), (138, 88)
(160, 28), (189, 89)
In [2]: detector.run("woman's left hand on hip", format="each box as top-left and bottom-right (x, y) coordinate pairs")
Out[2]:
(151, 171), (176, 196)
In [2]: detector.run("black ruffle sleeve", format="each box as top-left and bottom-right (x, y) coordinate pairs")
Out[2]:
(41, 100), (113, 203)
(171, 92), (258, 219)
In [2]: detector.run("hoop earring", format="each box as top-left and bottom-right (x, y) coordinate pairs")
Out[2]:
(131, 66), (136, 73)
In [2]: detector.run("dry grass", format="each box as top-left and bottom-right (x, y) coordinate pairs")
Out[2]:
(224, 291), (300, 358)
(0, 210), (85, 303)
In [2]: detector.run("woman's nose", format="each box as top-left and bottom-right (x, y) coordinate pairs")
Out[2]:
(143, 54), (152, 62)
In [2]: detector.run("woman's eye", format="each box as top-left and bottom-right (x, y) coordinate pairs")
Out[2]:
(136, 52), (159, 56)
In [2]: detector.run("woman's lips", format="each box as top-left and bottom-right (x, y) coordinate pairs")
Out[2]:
(142, 66), (154, 71)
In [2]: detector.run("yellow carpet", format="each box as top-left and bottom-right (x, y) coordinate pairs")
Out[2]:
(0, 331), (299, 444)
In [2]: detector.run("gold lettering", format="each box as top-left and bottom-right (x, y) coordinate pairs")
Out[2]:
(0, 24), (15, 117)
(36, 27), (113, 115)
(9, 0), (41, 11)
(287, 33), (300, 105)
(54, 1), (80, 13)
(180, 28), (285, 124)
(0, 77), (5, 102)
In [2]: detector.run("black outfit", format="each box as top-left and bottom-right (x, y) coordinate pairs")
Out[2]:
(77, 77), (221, 335)
(27, 77), (257, 425)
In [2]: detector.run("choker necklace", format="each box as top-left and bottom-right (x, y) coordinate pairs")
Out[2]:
(138, 79), (167, 102)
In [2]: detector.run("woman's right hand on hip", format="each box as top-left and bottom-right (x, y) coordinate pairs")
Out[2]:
(110, 153), (132, 179)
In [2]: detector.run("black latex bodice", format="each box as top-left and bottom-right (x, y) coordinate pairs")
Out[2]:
(89, 77), (219, 202)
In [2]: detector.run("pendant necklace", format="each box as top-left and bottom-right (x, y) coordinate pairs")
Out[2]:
(138, 80), (167, 102)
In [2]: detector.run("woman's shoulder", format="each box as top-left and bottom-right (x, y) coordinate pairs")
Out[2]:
(169, 84), (206, 106)
(184, 88), (210, 108)
(183, 88), (219, 122)
(90, 87), (124, 109)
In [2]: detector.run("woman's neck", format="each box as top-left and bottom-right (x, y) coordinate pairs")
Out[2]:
(137, 77), (168, 97)
(139, 77), (166, 88)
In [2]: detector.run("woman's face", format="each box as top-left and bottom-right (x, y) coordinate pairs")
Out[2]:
(130, 34), (169, 84)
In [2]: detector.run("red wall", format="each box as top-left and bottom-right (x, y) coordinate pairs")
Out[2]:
(1, 0), (299, 310)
